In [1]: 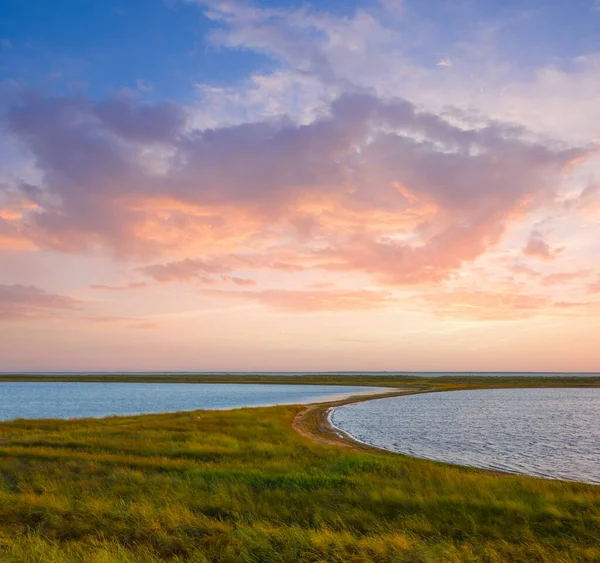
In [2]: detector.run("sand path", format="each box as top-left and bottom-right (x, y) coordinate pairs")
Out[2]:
(291, 387), (429, 450)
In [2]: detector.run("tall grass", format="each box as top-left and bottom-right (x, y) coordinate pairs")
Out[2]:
(0, 397), (599, 562)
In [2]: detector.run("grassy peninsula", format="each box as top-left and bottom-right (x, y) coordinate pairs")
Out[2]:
(0, 375), (599, 562)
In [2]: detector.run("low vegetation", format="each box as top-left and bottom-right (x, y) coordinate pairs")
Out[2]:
(2, 372), (600, 388)
(0, 376), (599, 562)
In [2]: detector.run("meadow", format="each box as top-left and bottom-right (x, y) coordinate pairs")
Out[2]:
(0, 376), (599, 562)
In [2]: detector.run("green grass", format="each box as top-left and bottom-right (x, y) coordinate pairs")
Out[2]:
(2, 372), (600, 388)
(0, 378), (599, 562)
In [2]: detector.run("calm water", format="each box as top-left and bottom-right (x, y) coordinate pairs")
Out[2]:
(0, 383), (381, 421)
(331, 388), (600, 484)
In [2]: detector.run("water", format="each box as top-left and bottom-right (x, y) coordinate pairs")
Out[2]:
(331, 388), (600, 484)
(0, 382), (382, 421)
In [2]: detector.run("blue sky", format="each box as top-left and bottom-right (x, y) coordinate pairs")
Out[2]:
(2, 0), (599, 101)
(0, 0), (265, 100)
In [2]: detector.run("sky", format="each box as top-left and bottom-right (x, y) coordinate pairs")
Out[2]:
(1, 0), (600, 372)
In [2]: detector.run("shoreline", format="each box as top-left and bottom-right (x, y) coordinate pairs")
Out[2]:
(0, 384), (402, 424)
(298, 387), (600, 485)
(1, 381), (599, 561)
(292, 386), (429, 450)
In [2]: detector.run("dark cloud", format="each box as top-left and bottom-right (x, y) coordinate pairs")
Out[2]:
(94, 98), (187, 143)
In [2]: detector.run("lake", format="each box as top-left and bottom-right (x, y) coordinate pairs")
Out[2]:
(0, 382), (382, 421)
(330, 388), (600, 484)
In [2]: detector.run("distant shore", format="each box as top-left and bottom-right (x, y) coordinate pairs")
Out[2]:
(2, 372), (600, 387)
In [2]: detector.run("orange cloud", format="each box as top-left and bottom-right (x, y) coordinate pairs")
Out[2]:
(507, 261), (541, 277)
(82, 315), (160, 330)
(0, 213), (36, 251)
(202, 289), (395, 312)
(3, 91), (586, 288)
(420, 285), (600, 321)
(540, 270), (592, 286)
(139, 258), (233, 282)
(421, 289), (551, 321)
(228, 277), (256, 286)
(89, 282), (148, 291)
(0, 284), (81, 320)
(588, 276), (600, 294)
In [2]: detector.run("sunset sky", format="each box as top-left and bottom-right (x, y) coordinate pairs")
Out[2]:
(1, 0), (600, 372)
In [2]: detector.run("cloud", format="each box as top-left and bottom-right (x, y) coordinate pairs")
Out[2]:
(139, 258), (232, 282)
(379, 0), (405, 19)
(202, 288), (395, 312)
(522, 230), (563, 260)
(540, 270), (591, 286)
(0, 284), (161, 328)
(507, 261), (540, 277)
(89, 282), (148, 291)
(0, 187), (40, 250)
(229, 277), (256, 286)
(0, 284), (80, 319)
(420, 283), (600, 320)
(2, 88), (584, 286)
(565, 184), (600, 215)
(436, 58), (453, 68)
(588, 276), (600, 294)
(421, 289), (552, 321)
(93, 97), (186, 143)
(136, 79), (154, 93)
(82, 315), (160, 329)
(190, 0), (600, 150)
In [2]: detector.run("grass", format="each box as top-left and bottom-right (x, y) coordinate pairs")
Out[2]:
(0, 377), (599, 562)
(2, 372), (600, 388)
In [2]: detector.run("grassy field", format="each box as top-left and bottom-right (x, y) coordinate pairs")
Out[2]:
(0, 377), (599, 562)
(2, 372), (600, 388)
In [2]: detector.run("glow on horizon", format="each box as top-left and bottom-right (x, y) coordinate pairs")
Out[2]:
(1, 0), (600, 372)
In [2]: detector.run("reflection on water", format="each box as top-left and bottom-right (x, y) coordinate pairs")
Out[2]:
(331, 388), (600, 484)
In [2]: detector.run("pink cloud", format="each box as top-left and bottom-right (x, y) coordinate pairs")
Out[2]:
(0, 284), (80, 319)
(540, 270), (591, 286)
(229, 277), (256, 286)
(508, 261), (541, 277)
(421, 289), (552, 321)
(82, 315), (160, 330)
(419, 285), (600, 321)
(0, 284), (157, 328)
(139, 258), (232, 282)
(523, 230), (563, 260)
(89, 282), (148, 291)
(2, 91), (587, 287)
(0, 191), (39, 250)
(588, 276), (600, 294)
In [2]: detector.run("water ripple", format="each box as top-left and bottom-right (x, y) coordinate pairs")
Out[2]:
(331, 388), (600, 484)
(0, 382), (382, 421)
